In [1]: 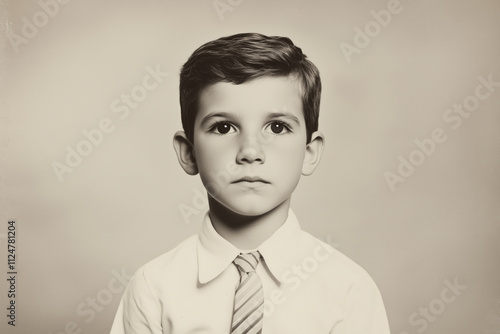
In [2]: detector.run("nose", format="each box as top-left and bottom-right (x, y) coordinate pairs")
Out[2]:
(236, 135), (265, 164)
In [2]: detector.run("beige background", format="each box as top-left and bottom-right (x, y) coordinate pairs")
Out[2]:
(1, 0), (500, 333)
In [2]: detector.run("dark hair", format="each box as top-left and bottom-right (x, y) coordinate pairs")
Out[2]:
(179, 32), (321, 143)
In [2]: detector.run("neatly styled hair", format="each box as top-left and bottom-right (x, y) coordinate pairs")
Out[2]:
(179, 32), (321, 143)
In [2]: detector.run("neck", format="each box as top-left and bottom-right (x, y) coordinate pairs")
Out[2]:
(208, 197), (290, 250)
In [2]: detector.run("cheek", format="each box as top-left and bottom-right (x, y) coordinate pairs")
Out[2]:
(271, 137), (306, 159)
(194, 141), (233, 172)
(268, 143), (306, 175)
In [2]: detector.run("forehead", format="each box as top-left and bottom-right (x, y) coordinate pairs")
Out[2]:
(197, 76), (303, 120)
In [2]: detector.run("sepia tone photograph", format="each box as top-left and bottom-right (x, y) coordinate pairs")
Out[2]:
(1, 0), (499, 333)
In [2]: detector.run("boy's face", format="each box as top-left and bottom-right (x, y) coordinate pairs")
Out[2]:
(188, 76), (318, 217)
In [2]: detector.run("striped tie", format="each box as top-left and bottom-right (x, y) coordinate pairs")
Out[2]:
(231, 251), (264, 334)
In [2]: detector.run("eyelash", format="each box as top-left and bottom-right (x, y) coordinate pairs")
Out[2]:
(207, 121), (236, 135)
(207, 120), (293, 135)
(267, 120), (293, 134)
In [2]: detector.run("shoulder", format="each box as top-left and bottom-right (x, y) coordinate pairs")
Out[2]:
(297, 233), (390, 332)
(299, 231), (381, 294)
(131, 234), (199, 288)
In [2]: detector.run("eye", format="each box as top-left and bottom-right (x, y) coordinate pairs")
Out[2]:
(271, 122), (284, 134)
(209, 122), (236, 135)
(265, 121), (291, 134)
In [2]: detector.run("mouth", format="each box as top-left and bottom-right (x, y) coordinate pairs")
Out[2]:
(232, 176), (270, 184)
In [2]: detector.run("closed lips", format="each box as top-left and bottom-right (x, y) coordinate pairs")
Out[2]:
(233, 177), (269, 183)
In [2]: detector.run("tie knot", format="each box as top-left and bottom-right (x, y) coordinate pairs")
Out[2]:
(233, 251), (260, 274)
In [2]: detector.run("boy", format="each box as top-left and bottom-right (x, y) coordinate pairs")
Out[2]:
(110, 33), (390, 334)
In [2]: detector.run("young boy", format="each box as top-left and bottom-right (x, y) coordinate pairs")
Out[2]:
(110, 33), (390, 334)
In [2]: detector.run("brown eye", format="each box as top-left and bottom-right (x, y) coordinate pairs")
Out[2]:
(270, 122), (285, 134)
(216, 122), (232, 134)
(264, 121), (291, 135)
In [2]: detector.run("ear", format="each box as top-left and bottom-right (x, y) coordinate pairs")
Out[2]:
(302, 131), (325, 176)
(173, 131), (198, 175)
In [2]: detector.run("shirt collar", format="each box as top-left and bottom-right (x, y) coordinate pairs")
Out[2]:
(258, 210), (302, 283)
(197, 210), (303, 285)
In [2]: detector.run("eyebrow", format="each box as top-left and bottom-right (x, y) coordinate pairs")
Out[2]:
(200, 112), (235, 128)
(268, 112), (301, 126)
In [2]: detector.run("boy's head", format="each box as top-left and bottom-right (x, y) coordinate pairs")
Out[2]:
(174, 33), (324, 218)
(179, 32), (321, 144)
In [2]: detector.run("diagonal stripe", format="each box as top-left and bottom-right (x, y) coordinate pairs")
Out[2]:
(245, 321), (263, 334)
(236, 273), (252, 292)
(231, 251), (263, 334)
(235, 263), (246, 273)
(234, 280), (261, 312)
(234, 276), (260, 309)
(240, 255), (256, 269)
(235, 274), (255, 295)
(235, 274), (252, 293)
(234, 285), (261, 314)
(241, 313), (264, 334)
(236, 256), (255, 272)
(231, 300), (263, 332)
(232, 306), (264, 334)
(234, 252), (259, 272)
(248, 252), (259, 264)
(234, 284), (260, 310)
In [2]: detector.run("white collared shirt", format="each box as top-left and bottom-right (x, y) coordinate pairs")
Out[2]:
(110, 211), (390, 334)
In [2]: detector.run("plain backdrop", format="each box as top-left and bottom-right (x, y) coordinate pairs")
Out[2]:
(1, 0), (500, 333)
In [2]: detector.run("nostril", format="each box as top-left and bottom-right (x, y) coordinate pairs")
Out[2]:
(236, 146), (265, 164)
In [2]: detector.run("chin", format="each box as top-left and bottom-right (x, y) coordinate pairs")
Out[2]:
(220, 196), (288, 218)
(226, 204), (270, 218)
